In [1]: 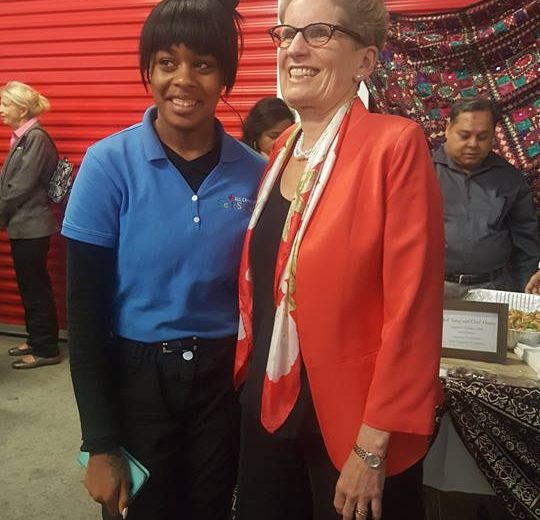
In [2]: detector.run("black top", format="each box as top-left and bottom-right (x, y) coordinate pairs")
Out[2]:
(161, 138), (221, 193)
(67, 239), (119, 453)
(241, 178), (318, 438)
(433, 146), (540, 290)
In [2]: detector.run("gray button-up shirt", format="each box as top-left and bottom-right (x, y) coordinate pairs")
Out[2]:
(433, 146), (540, 290)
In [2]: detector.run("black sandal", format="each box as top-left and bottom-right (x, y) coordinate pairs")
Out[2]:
(8, 345), (33, 357)
(12, 354), (61, 369)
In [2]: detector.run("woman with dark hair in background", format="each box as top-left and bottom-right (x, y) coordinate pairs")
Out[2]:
(62, 0), (265, 519)
(242, 96), (295, 158)
(0, 81), (60, 369)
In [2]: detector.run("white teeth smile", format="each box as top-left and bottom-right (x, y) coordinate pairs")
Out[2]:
(289, 67), (318, 78)
(171, 98), (197, 107)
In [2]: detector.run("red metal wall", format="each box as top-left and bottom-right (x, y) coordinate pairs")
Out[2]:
(0, 0), (479, 331)
(0, 0), (278, 332)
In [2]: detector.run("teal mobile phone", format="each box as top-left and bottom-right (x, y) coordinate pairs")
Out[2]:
(77, 447), (150, 501)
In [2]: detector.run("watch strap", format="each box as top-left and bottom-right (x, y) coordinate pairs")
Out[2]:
(353, 443), (385, 464)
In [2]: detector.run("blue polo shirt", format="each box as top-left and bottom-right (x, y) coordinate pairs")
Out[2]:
(62, 107), (265, 341)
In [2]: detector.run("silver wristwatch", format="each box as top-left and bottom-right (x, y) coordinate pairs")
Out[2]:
(353, 443), (385, 469)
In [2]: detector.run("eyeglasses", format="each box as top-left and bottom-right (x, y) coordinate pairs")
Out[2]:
(268, 23), (364, 49)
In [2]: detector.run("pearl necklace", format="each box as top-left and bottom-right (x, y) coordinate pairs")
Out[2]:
(292, 96), (358, 162)
(292, 132), (313, 161)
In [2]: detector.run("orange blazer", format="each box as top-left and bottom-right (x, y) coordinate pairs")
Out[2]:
(275, 101), (444, 476)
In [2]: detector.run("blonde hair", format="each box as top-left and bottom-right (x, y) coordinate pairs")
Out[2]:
(278, 0), (389, 51)
(0, 81), (51, 118)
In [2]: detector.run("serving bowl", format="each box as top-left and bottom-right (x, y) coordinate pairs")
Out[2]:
(507, 329), (540, 348)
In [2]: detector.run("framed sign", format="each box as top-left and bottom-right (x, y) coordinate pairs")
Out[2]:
(442, 300), (508, 363)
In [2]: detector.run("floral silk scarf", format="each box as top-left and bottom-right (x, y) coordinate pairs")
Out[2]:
(235, 99), (354, 433)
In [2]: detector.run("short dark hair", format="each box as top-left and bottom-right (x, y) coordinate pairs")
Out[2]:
(449, 97), (502, 127)
(242, 97), (295, 151)
(139, 0), (242, 94)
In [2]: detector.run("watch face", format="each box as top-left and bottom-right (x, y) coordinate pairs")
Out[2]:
(365, 453), (382, 468)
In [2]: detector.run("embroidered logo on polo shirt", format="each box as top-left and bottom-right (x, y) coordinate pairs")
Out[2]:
(219, 194), (255, 212)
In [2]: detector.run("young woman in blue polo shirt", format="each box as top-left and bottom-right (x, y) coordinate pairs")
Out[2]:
(62, 1), (265, 519)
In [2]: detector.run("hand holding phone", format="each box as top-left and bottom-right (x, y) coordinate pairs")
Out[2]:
(77, 447), (150, 514)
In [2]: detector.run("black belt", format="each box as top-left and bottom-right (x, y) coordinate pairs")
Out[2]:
(444, 268), (504, 285)
(116, 335), (237, 354)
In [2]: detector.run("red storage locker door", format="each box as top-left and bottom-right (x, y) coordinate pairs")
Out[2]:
(0, 0), (278, 333)
(226, 1), (280, 136)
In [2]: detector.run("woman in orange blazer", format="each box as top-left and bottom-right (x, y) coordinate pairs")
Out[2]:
(234, 0), (444, 519)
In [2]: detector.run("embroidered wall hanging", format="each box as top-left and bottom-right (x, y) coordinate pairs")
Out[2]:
(368, 0), (540, 201)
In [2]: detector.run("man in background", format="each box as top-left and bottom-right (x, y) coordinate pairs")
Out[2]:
(433, 97), (540, 298)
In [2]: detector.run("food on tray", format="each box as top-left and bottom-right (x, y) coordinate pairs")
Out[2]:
(507, 309), (540, 331)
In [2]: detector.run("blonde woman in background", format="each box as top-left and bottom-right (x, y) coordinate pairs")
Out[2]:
(0, 81), (60, 369)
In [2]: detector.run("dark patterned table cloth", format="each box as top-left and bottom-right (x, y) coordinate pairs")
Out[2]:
(443, 375), (540, 519)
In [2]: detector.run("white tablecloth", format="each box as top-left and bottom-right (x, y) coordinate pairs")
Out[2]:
(423, 413), (495, 495)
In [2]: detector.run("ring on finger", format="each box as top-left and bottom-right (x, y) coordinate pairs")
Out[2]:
(355, 507), (368, 518)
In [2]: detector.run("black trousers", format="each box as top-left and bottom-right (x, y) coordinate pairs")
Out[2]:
(103, 338), (240, 520)
(236, 412), (425, 520)
(10, 237), (58, 357)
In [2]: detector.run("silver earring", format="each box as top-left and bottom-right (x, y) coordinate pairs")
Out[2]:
(355, 74), (363, 82)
